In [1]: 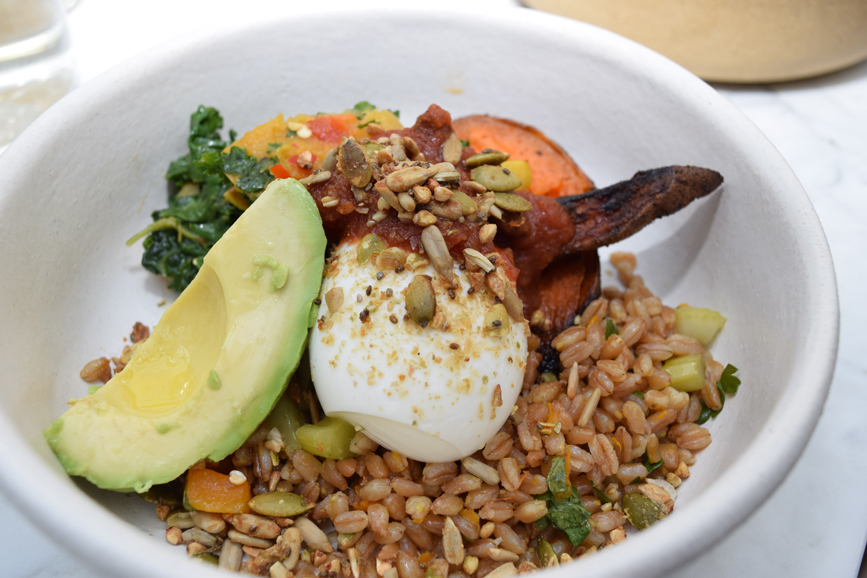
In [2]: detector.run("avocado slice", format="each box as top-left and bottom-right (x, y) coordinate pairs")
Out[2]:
(44, 179), (326, 492)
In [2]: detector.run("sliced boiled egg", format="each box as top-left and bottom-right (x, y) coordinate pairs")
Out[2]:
(309, 238), (529, 462)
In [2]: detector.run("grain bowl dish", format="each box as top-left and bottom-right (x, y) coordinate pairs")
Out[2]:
(45, 102), (738, 576)
(0, 9), (838, 578)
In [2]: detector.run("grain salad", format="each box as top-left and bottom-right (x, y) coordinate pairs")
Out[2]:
(65, 103), (737, 576)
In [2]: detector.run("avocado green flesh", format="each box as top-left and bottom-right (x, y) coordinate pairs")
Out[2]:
(44, 179), (326, 492)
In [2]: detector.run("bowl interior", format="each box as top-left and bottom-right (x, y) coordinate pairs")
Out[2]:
(0, 8), (837, 578)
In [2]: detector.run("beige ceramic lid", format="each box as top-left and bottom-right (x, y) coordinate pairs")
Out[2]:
(525, 0), (867, 82)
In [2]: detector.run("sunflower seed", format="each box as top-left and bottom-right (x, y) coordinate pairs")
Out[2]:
(421, 225), (455, 285)
(463, 249), (495, 273)
(442, 133), (463, 165)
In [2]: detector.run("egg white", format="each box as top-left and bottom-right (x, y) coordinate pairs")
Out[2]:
(309, 239), (529, 462)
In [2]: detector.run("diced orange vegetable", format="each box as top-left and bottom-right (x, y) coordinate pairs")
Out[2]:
(270, 164), (290, 179)
(459, 508), (480, 526)
(308, 114), (356, 144)
(452, 115), (595, 198)
(185, 468), (251, 514)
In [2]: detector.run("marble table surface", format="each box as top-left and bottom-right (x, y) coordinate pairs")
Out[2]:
(3, 1), (866, 576)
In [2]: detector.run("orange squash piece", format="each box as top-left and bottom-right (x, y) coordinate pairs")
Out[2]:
(452, 115), (595, 198)
(185, 468), (251, 514)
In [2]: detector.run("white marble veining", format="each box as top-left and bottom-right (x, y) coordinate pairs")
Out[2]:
(3, 1), (866, 576)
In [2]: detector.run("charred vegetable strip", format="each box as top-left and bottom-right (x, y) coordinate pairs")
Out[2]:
(557, 166), (723, 253)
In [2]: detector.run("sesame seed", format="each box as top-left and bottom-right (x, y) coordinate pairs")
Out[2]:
(376, 272), (385, 280)
(395, 265), (404, 273)
(492, 320), (502, 328)
(389, 314), (398, 324)
(449, 343), (459, 350)
(313, 299), (322, 305)
(386, 288), (393, 297)
(356, 294), (363, 303)
(448, 289), (456, 299)
(359, 309), (370, 322)
(366, 285), (372, 296)
(468, 287), (475, 295)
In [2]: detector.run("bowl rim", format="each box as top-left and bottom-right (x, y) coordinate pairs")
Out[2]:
(0, 6), (839, 578)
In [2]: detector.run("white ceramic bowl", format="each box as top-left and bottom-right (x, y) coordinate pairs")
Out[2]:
(0, 8), (838, 578)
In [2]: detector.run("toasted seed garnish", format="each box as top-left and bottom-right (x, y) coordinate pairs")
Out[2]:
(413, 210), (438, 227)
(298, 170), (332, 187)
(442, 516), (465, 565)
(338, 139), (372, 188)
(321, 195), (339, 208)
(433, 170), (461, 183)
(375, 180), (402, 211)
(320, 147), (338, 172)
(462, 457), (500, 485)
(248, 492), (310, 518)
(325, 287), (344, 313)
(502, 283), (524, 321)
(486, 268), (507, 301)
(434, 186), (455, 202)
(403, 136), (422, 160)
(442, 133), (463, 165)
(412, 185), (432, 204)
(471, 165), (522, 192)
(463, 248), (495, 273)
(398, 192), (417, 212)
(377, 247), (408, 271)
(463, 180), (487, 195)
(372, 211), (388, 222)
(406, 275), (437, 328)
(466, 149), (510, 168)
(405, 253), (430, 270)
(386, 166), (437, 192)
(357, 234), (386, 264)
(489, 204), (504, 220)
(452, 190), (479, 216)
(421, 225), (456, 285)
(484, 304), (510, 337)
(493, 192), (533, 212)
(430, 199), (463, 221)
(479, 223), (497, 244)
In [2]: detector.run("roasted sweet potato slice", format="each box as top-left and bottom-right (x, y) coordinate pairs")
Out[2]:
(520, 251), (601, 345)
(452, 115), (595, 198)
(558, 166), (723, 253)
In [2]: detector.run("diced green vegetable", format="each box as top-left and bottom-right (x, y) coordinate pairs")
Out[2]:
(295, 416), (358, 459)
(664, 354), (706, 392)
(675, 306), (727, 345)
(261, 396), (306, 452)
(622, 493), (666, 530)
(604, 318), (618, 339)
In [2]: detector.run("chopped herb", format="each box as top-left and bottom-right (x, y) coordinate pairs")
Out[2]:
(590, 481), (613, 504)
(390, 109), (400, 119)
(535, 456), (592, 547)
(352, 101), (376, 120)
(634, 391), (645, 400)
(229, 129), (237, 142)
(604, 318), (619, 339)
(629, 476), (642, 485)
(286, 130), (297, 138)
(266, 142), (282, 153)
(643, 454), (664, 476)
(696, 364), (740, 424)
(460, 139), (470, 148)
(357, 118), (380, 129)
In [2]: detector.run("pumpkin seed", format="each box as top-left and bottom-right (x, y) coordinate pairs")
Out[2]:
(247, 492), (311, 517)
(420, 225), (456, 285)
(452, 190), (479, 216)
(537, 539), (559, 568)
(357, 234), (386, 264)
(493, 192), (533, 212)
(406, 275), (437, 328)
(622, 492), (667, 530)
(471, 165), (522, 192)
(466, 149), (509, 168)
(433, 170), (461, 183)
(362, 142), (385, 159)
(503, 283), (524, 321)
(442, 133), (463, 165)
(192, 552), (219, 565)
(484, 304), (510, 337)
(338, 139), (372, 188)
(167, 510), (195, 529)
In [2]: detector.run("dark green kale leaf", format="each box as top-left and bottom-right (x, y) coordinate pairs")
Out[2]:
(129, 106), (244, 292)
